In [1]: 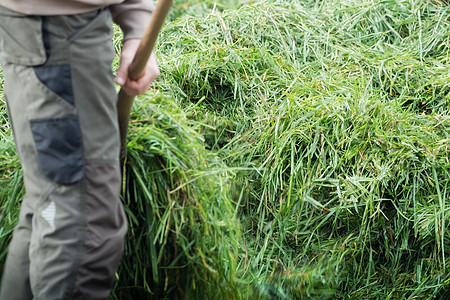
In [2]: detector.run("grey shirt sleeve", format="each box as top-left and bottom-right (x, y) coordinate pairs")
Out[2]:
(110, 0), (154, 40)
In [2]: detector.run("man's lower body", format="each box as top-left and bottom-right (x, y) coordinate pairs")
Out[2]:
(0, 6), (127, 299)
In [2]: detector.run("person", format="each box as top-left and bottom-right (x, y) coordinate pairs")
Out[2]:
(0, 0), (160, 299)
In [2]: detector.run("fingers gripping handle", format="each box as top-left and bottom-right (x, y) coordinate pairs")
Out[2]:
(128, 0), (173, 81)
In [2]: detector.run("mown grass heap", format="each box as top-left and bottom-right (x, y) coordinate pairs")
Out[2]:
(150, 0), (450, 298)
(1, 0), (449, 299)
(113, 95), (241, 299)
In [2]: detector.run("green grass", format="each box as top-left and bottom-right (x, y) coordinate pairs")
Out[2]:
(111, 94), (242, 298)
(0, 63), (24, 278)
(151, 0), (450, 298)
(1, 0), (450, 299)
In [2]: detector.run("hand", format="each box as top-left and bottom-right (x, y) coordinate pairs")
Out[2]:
(115, 38), (160, 96)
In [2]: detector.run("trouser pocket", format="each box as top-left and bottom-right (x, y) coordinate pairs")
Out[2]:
(0, 5), (86, 185)
(30, 115), (84, 185)
(0, 5), (47, 66)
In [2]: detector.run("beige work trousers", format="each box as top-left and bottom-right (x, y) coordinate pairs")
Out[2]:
(0, 6), (127, 300)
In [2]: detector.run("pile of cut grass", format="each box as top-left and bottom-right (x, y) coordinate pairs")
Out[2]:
(0, 0), (449, 299)
(111, 94), (243, 299)
(151, 0), (450, 298)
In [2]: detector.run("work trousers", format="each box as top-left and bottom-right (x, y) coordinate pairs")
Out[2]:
(0, 6), (127, 300)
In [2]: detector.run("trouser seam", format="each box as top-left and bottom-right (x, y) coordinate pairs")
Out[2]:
(41, 16), (50, 64)
(63, 179), (88, 299)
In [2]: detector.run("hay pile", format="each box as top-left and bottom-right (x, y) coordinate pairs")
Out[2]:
(1, 0), (449, 298)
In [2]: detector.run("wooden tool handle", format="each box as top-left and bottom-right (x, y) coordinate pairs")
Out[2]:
(127, 0), (173, 80)
(117, 0), (173, 162)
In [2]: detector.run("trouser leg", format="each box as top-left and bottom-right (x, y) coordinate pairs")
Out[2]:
(0, 8), (127, 300)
